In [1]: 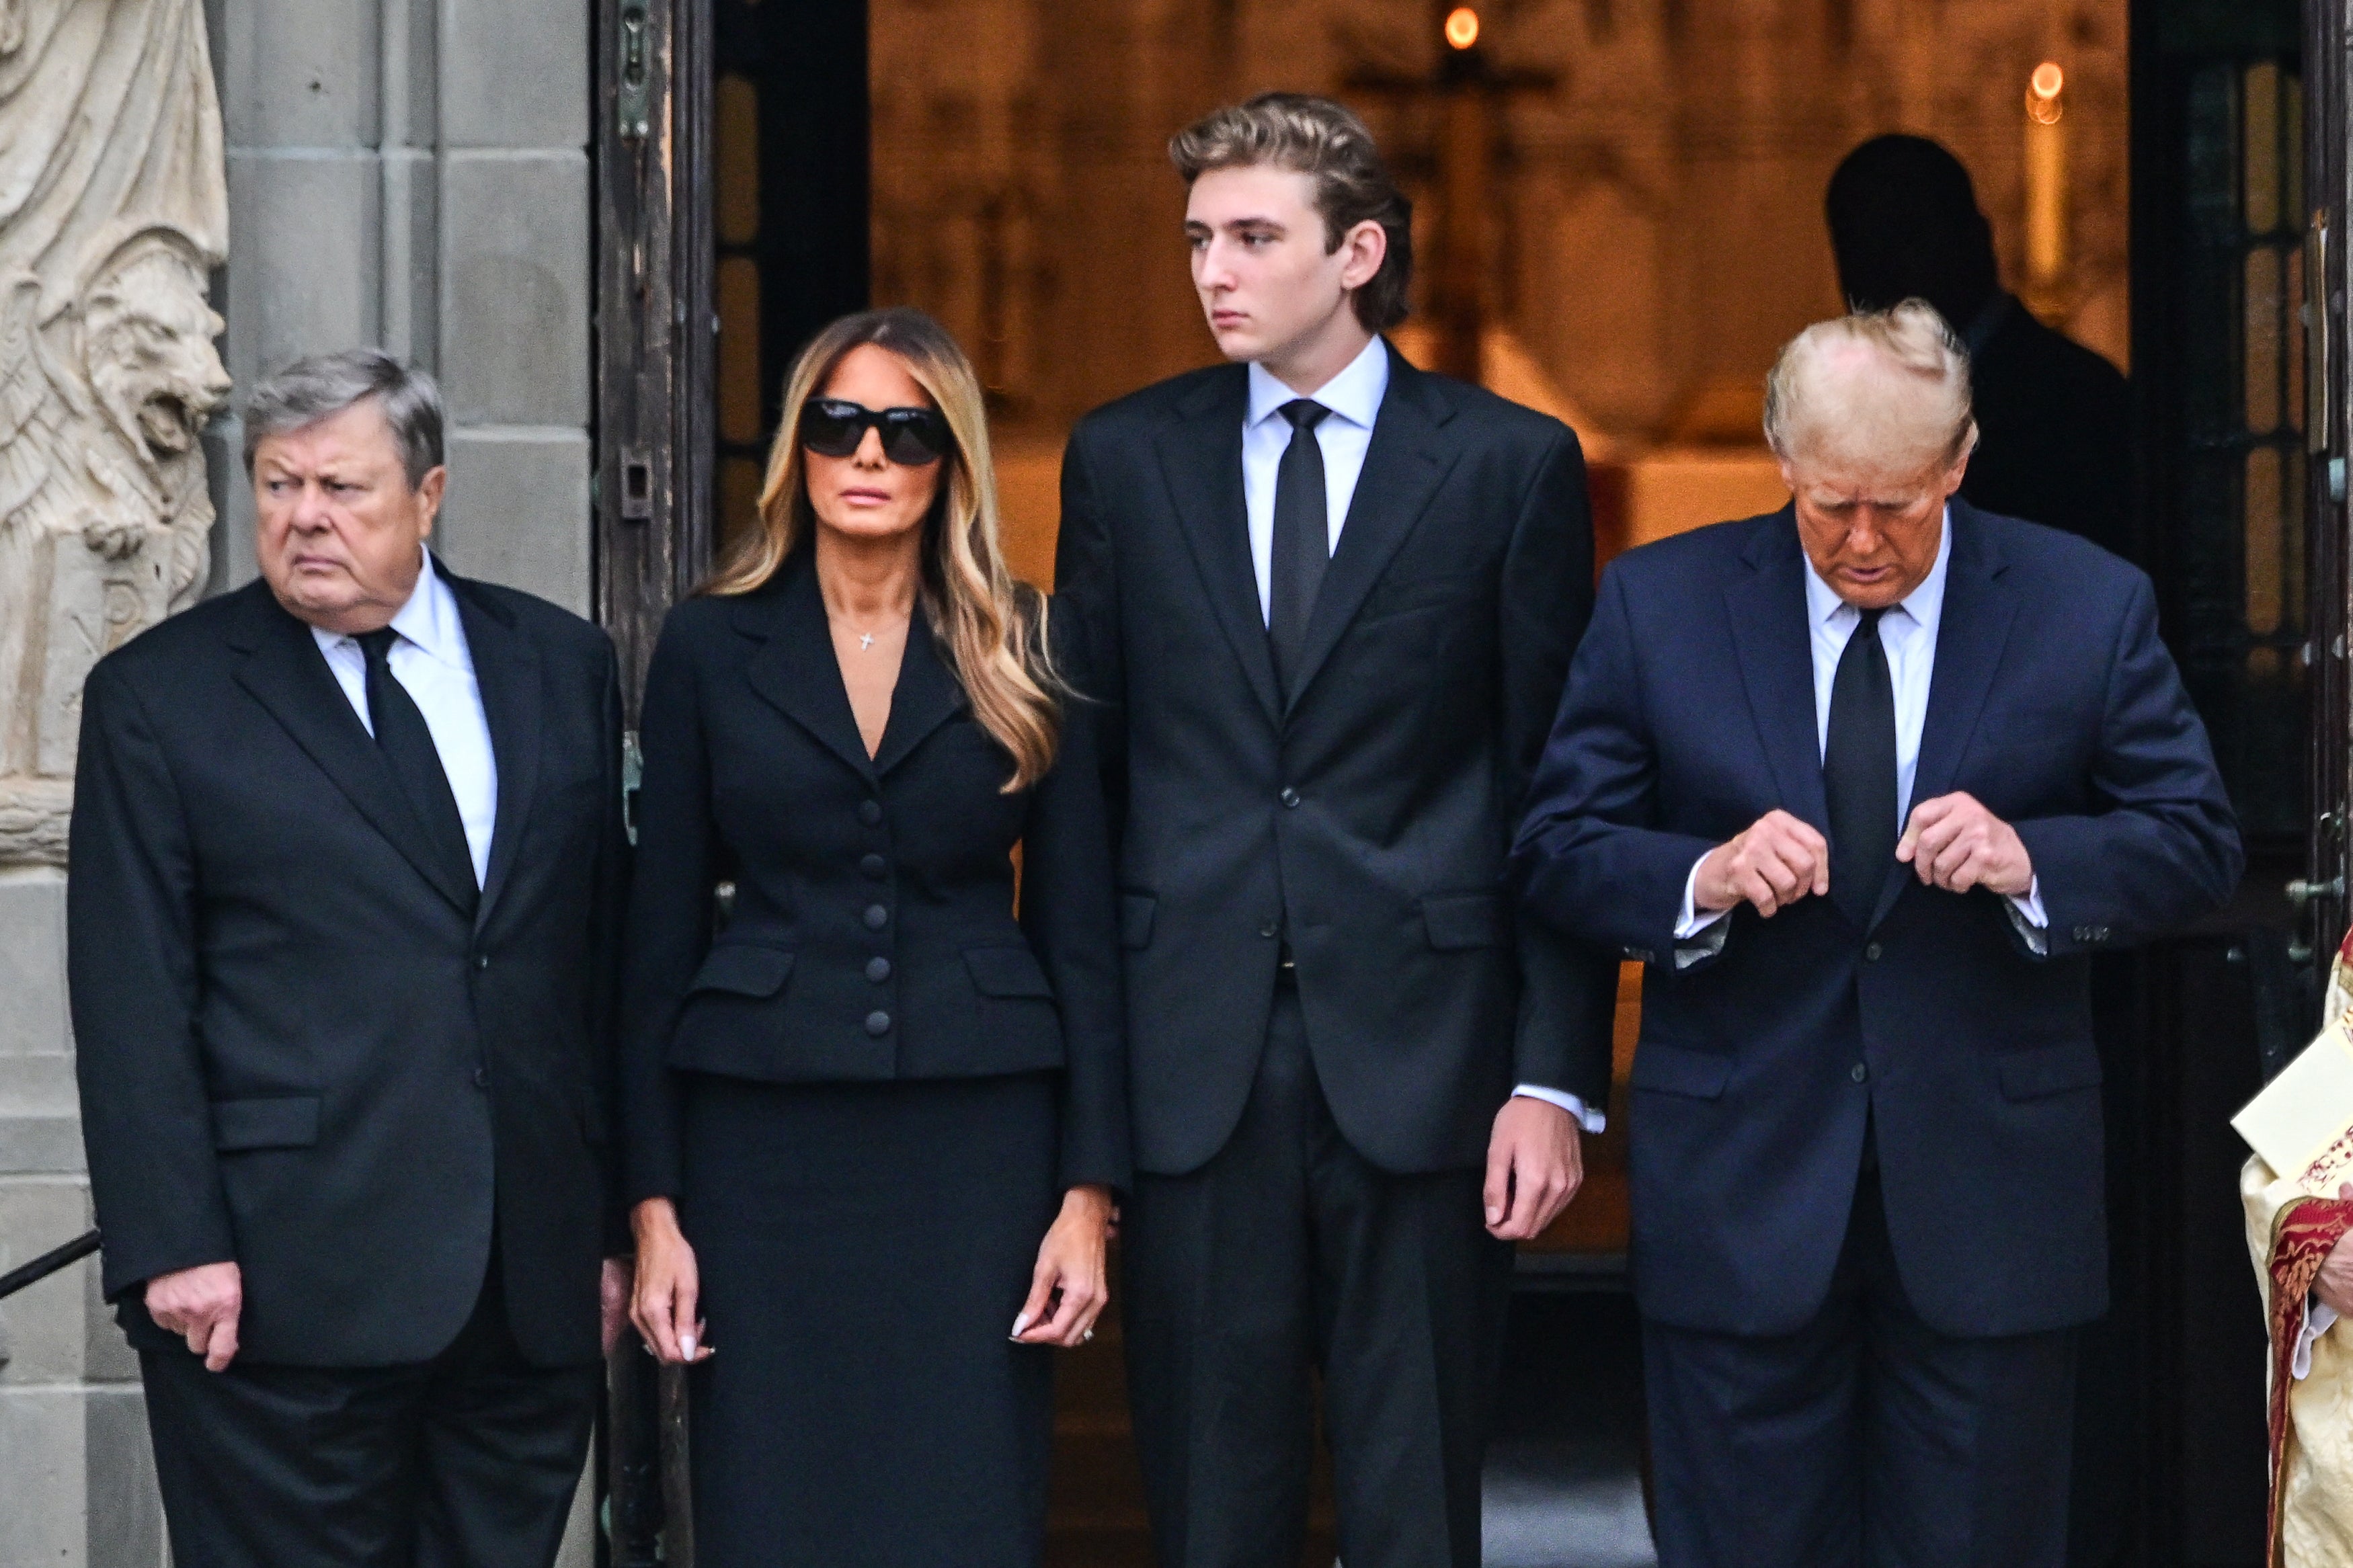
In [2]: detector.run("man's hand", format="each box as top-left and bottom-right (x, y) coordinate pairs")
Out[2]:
(2317, 1185), (2353, 1320)
(1897, 792), (2033, 897)
(1694, 809), (1829, 917)
(1484, 1097), (1585, 1241)
(145, 1262), (243, 1372)
(600, 1257), (633, 1358)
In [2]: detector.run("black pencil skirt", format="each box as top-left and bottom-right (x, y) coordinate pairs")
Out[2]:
(678, 1069), (1062, 1567)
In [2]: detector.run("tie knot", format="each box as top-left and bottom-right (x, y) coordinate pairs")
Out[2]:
(355, 627), (400, 667)
(1280, 399), (1329, 432)
(1856, 606), (1886, 632)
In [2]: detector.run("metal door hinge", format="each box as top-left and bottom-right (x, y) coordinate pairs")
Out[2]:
(617, 2), (651, 141)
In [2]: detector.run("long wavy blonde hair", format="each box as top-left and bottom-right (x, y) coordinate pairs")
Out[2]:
(704, 307), (1062, 790)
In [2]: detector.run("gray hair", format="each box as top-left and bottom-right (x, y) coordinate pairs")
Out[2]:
(1762, 299), (1977, 468)
(241, 349), (444, 489)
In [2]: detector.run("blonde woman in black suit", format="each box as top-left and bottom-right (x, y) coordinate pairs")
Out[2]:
(623, 307), (1126, 1565)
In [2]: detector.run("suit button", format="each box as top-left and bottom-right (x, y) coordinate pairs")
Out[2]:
(1850, 1063), (1868, 1083)
(866, 956), (891, 983)
(472, 1065), (489, 1089)
(1864, 942), (1882, 962)
(863, 905), (888, 930)
(1259, 920), (1279, 939)
(861, 853), (887, 880)
(1280, 788), (1300, 809)
(859, 800), (883, 826)
(2073, 927), (2095, 943)
(865, 1010), (891, 1036)
(475, 954), (490, 971)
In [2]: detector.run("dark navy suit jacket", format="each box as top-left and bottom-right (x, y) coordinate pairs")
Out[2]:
(1512, 501), (2241, 1337)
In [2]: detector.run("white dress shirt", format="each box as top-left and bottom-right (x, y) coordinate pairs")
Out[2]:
(1674, 510), (2046, 961)
(1242, 337), (1599, 1132)
(311, 548), (499, 886)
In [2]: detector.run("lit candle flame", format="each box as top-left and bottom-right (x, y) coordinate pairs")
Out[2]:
(1445, 7), (1480, 50)
(2026, 61), (2064, 124)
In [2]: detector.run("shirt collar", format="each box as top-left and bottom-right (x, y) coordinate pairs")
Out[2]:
(1246, 333), (1390, 432)
(320, 547), (463, 665)
(1802, 503), (1954, 638)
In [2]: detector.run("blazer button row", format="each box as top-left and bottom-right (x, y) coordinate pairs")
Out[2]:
(864, 904), (889, 931)
(865, 1010), (891, 1036)
(858, 799), (883, 826)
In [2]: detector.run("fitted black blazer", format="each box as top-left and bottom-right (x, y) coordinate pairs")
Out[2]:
(68, 569), (628, 1369)
(617, 553), (1128, 1202)
(1053, 344), (1620, 1178)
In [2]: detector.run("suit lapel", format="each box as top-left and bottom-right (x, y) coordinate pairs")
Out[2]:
(445, 569), (541, 930)
(1154, 367), (1283, 725)
(228, 585), (479, 917)
(1872, 503), (2017, 929)
(738, 559), (878, 782)
(1283, 345), (1460, 713)
(1723, 512), (1831, 836)
(873, 605), (966, 776)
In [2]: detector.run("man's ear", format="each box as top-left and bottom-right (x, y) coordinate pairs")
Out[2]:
(1339, 218), (1388, 292)
(414, 465), (448, 540)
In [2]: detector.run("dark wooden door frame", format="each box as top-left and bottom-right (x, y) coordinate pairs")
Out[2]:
(2305, 0), (2351, 968)
(596, 0), (716, 722)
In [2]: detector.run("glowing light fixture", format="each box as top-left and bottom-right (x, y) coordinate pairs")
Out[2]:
(1444, 7), (1480, 50)
(2026, 61), (2064, 124)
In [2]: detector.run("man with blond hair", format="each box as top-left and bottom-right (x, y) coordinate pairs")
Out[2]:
(1513, 302), (2241, 1567)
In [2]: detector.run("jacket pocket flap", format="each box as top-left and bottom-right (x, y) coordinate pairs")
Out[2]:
(1119, 893), (1156, 950)
(1996, 1042), (2102, 1100)
(965, 946), (1055, 999)
(688, 944), (795, 998)
(1628, 1043), (1733, 1100)
(212, 1096), (321, 1151)
(1422, 893), (1507, 951)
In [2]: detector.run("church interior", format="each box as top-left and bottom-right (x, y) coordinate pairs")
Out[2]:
(699, 0), (2306, 1563)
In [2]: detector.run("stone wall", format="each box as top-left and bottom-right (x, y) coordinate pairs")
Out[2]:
(0, 2), (598, 1564)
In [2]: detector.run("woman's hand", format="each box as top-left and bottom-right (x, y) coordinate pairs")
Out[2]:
(630, 1197), (713, 1364)
(1012, 1184), (1115, 1348)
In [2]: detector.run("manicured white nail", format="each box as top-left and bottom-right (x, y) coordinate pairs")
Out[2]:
(680, 1333), (697, 1358)
(1010, 1311), (1033, 1338)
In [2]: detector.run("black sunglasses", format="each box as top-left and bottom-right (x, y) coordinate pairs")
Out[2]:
(799, 398), (952, 465)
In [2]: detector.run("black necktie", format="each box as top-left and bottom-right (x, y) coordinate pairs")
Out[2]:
(1823, 608), (1897, 927)
(1268, 399), (1330, 698)
(356, 628), (479, 909)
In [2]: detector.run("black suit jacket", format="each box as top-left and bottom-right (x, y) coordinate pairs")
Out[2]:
(69, 567), (628, 1368)
(617, 554), (1128, 1202)
(1512, 503), (2241, 1336)
(1053, 344), (1619, 1178)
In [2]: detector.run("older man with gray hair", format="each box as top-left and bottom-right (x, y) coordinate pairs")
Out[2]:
(1513, 302), (2241, 1567)
(68, 349), (629, 1567)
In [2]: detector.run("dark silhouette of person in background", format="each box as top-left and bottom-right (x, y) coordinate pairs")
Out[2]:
(1827, 134), (2135, 563)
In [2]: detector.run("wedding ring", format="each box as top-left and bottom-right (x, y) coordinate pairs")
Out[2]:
(1082, 1327), (1096, 1343)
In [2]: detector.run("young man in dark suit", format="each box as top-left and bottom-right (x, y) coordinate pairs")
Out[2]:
(1052, 93), (1618, 1568)
(1513, 304), (2241, 1567)
(69, 351), (629, 1568)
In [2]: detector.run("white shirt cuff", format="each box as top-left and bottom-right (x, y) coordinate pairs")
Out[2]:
(2299, 1297), (2338, 1380)
(1672, 854), (1733, 968)
(1512, 1084), (1605, 1134)
(2003, 876), (2048, 955)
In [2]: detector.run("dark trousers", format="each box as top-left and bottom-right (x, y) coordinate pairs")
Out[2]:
(139, 1256), (600, 1568)
(1643, 1170), (2077, 1568)
(1123, 979), (1511, 1568)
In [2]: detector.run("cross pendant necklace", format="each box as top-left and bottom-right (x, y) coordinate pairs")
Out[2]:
(859, 632), (875, 651)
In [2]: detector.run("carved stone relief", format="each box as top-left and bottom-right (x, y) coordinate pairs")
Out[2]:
(0, 0), (229, 866)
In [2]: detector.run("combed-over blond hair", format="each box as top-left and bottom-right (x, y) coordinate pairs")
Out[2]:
(1762, 299), (1979, 471)
(703, 307), (1062, 792)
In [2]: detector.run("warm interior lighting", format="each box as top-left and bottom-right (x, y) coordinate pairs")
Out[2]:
(1444, 7), (1480, 50)
(2027, 60), (2064, 124)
